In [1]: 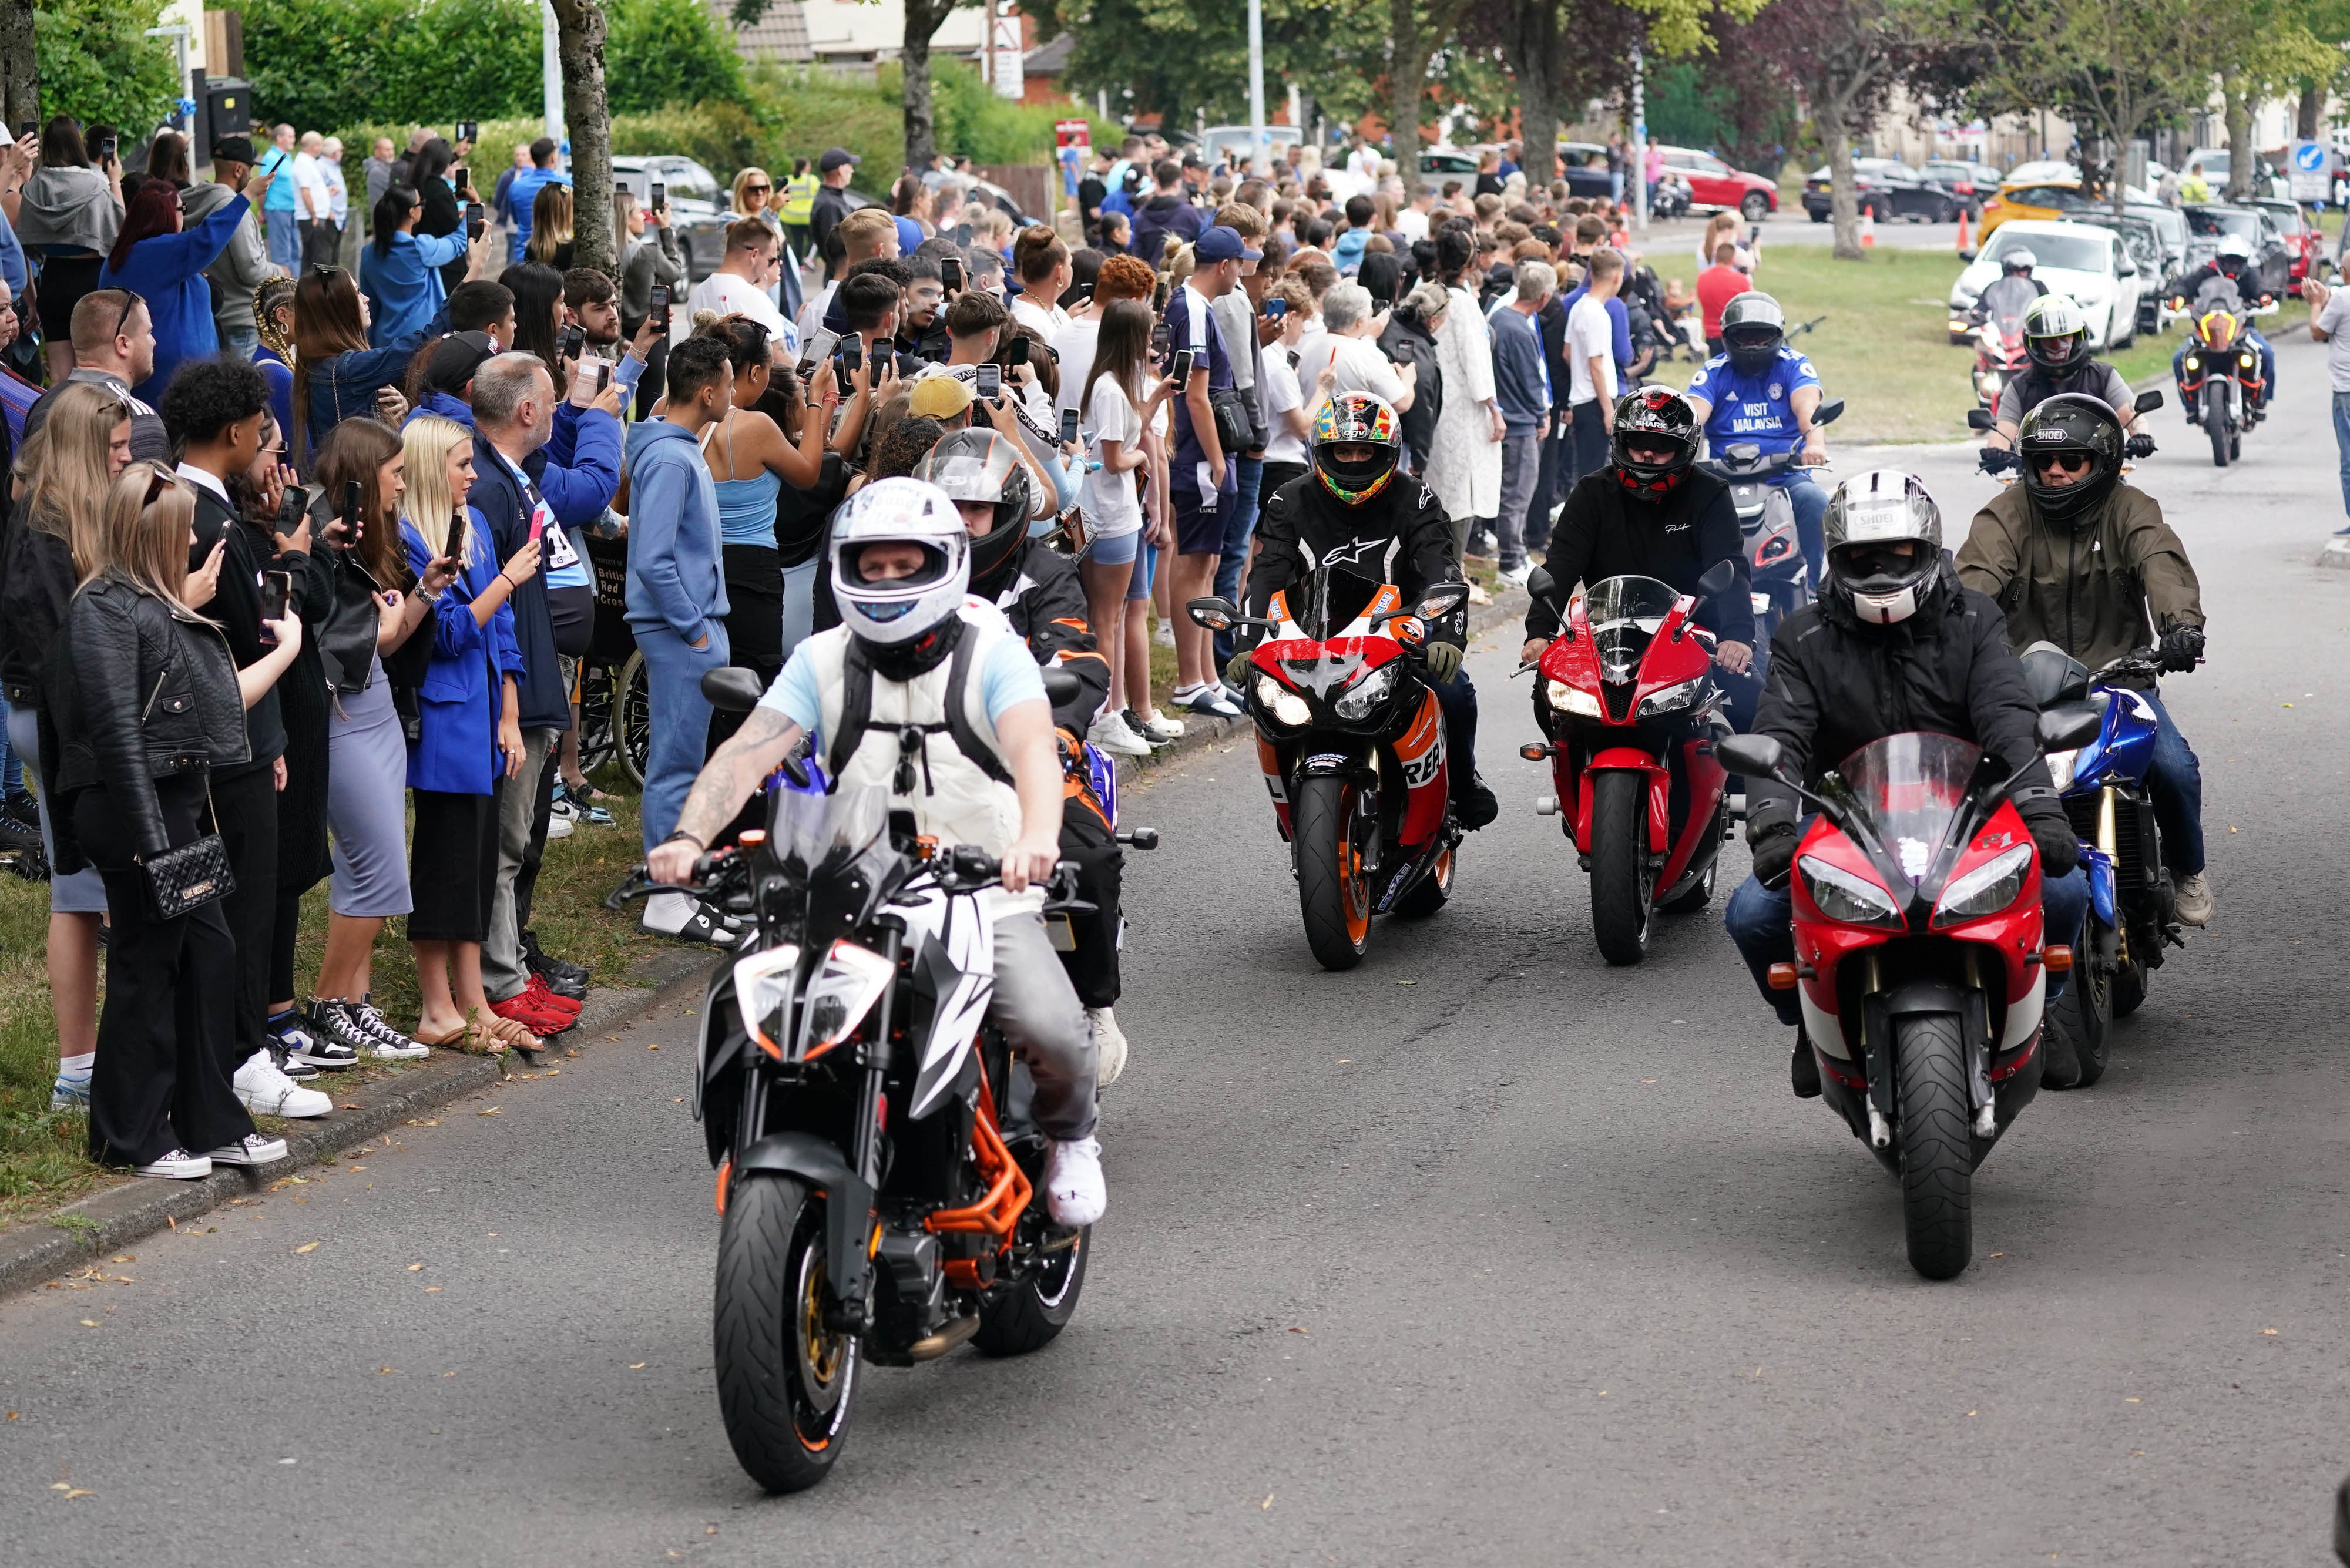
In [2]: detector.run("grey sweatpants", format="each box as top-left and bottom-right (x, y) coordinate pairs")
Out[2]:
(482, 727), (556, 1002)
(988, 906), (1097, 1141)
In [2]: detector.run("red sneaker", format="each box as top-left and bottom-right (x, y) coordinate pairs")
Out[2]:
(523, 973), (582, 1018)
(491, 990), (573, 1036)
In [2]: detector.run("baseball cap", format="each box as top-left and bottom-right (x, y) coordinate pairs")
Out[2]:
(424, 331), (500, 396)
(1196, 226), (1262, 264)
(908, 374), (973, 419)
(819, 147), (860, 173)
(210, 135), (257, 165)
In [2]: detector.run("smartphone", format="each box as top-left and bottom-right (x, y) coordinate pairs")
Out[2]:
(1748, 223), (1762, 244)
(1264, 298), (1288, 319)
(339, 479), (362, 546)
(458, 120), (479, 146)
(649, 182), (666, 211)
(444, 505), (468, 568)
(465, 201), (484, 241)
(1058, 406), (1080, 445)
(561, 324), (585, 361)
(96, 135), (116, 164)
(797, 326), (839, 376)
(940, 256), (964, 291)
(453, 166), (471, 197)
(1002, 335), (1030, 369)
(1170, 347), (1196, 384)
(976, 363), (1002, 402)
(1151, 318), (1171, 356)
(650, 285), (670, 333)
(15, 121), (33, 139)
(274, 482), (313, 540)
(260, 569), (292, 633)
(596, 362), (610, 392)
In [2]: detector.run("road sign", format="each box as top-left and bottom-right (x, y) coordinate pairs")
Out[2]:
(2291, 140), (2329, 201)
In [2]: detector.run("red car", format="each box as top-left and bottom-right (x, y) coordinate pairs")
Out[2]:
(2251, 199), (2321, 295)
(1656, 146), (1778, 221)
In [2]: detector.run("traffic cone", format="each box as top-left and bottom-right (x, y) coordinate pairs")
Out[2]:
(1861, 210), (1876, 249)
(1954, 206), (1970, 251)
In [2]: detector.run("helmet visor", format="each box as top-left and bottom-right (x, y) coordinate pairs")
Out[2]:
(844, 539), (954, 593)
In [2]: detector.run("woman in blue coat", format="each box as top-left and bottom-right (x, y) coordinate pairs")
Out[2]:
(360, 187), (468, 348)
(395, 414), (546, 1059)
(97, 168), (270, 404)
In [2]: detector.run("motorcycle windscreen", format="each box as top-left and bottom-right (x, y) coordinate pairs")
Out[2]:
(1303, 562), (1393, 640)
(1582, 575), (1681, 683)
(1829, 732), (1982, 887)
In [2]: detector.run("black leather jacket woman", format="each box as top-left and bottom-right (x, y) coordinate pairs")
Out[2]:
(0, 515), (79, 707)
(42, 575), (250, 871)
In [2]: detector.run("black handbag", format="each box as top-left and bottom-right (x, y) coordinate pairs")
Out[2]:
(140, 811), (235, 919)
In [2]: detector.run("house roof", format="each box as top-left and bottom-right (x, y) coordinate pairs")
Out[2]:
(706, 0), (812, 62)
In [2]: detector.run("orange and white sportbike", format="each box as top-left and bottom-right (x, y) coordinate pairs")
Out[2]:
(1190, 569), (1472, 970)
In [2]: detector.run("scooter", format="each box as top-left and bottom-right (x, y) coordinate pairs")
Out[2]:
(1522, 560), (1741, 965)
(1717, 706), (2101, 1280)
(1191, 571), (1471, 971)
(1697, 395), (1842, 655)
(2019, 643), (2184, 1086)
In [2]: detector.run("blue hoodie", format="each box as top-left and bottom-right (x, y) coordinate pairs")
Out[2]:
(404, 390), (475, 430)
(360, 229), (467, 348)
(622, 419), (727, 643)
(1332, 226), (1369, 277)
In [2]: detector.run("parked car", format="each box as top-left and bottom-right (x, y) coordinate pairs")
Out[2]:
(2123, 202), (2189, 280)
(2250, 197), (2323, 294)
(1946, 219), (2144, 350)
(1802, 159), (1961, 223)
(1657, 145), (1777, 220)
(611, 154), (734, 281)
(1923, 159), (2005, 220)
(1555, 142), (1617, 200)
(2179, 204), (2293, 298)
(2079, 213), (2173, 331)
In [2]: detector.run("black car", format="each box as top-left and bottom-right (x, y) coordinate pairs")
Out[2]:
(1802, 159), (1962, 223)
(1922, 159), (2004, 220)
(2179, 204), (2293, 299)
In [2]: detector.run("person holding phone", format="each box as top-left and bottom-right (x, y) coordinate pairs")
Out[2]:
(1070, 298), (1178, 758)
(360, 184), (472, 348)
(406, 137), (474, 297)
(96, 163), (273, 403)
(616, 185), (685, 412)
(187, 135), (283, 363)
(1162, 223), (1255, 718)
(15, 117), (127, 384)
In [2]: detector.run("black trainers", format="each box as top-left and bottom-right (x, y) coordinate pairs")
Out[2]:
(1790, 1030), (1822, 1098)
(1454, 775), (1500, 831)
(2040, 1009), (2082, 1090)
(521, 928), (589, 1000)
(0, 793), (39, 853)
(290, 1000), (366, 1069)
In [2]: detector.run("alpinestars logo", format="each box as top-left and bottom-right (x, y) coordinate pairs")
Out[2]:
(1316, 535), (1392, 572)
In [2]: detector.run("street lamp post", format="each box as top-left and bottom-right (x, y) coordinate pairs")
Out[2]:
(1248, 0), (1267, 182)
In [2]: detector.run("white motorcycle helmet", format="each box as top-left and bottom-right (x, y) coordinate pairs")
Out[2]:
(828, 477), (971, 646)
(1824, 470), (1943, 626)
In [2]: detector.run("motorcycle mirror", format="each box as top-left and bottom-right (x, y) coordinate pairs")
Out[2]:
(1811, 397), (1845, 428)
(1966, 408), (1996, 431)
(1186, 596), (1240, 630)
(1524, 565), (1559, 607)
(701, 666), (767, 714)
(2036, 704), (2102, 753)
(1416, 584), (1469, 620)
(1696, 559), (1738, 598)
(1041, 667), (1084, 707)
(1714, 733), (1786, 780)
(2133, 387), (2166, 414)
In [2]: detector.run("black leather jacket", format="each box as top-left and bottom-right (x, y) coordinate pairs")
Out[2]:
(43, 575), (250, 867)
(0, 512), (79, 706)
(1244, 471), (1469, 653)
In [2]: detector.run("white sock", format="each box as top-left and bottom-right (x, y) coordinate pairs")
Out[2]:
(642, 889), (699, 934)
(58, 1052), (93, 1077)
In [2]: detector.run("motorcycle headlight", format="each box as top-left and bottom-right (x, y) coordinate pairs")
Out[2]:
(2184, 355), (2201, 370)
(2240, 351), (2256, 367)
(1331, 662), (1398, 721)
(1545, 678), (1602, 718)
(1798, 855), (1904, 928)
(2044, 747), (2080, 792)
(794, 939), (894, 1062)
(1932, 844), (2034, 928)
(1636, 676), (1708, 717)
(1257, 675), (1311, 728)
(729, 942), (804, 1060)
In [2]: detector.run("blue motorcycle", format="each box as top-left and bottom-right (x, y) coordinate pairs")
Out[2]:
(2020, 643), (2182, 1084)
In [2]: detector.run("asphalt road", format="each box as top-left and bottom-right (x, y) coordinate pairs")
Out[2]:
(1641, 207), (1973, 253)
(6, 337), (2349, 1565)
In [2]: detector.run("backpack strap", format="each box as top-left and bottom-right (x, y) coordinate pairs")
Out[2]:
(826, 636), (877, 785)
(944, 618), (1015, 786)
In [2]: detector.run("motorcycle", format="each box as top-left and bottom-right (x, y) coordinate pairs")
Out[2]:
(1716, 709), (2101, 1280)
(1697, 395), (1842, 654)
(1966, 387), (2167, 476)
(1521, 561), (1741, 965)
(2170, 278), (2276, 468)
(2019, 643), (2184, 1087)
(1189, 569), (1472, 971)
(624, 668), (1155, 1494)
(1968, 307), (2030, 408)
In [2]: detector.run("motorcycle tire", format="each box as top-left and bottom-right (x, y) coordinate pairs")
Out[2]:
(2048, 921), (2114, 1088)
(974, 1227), (1091, 1357)
(2113, 955), (2150, 1018)
(1589, 771), (1654, 966)
(2206, 395), (2230, 469)
(1393, 842), (1455, 918)
(1895, 1012), (1973, 1281)
(1659, 853), (1717, 916)
(713, 1175), (857, 1493)
(1295, 775), (1372, 970)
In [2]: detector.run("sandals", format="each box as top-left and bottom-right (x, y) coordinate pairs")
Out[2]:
(486, 1014), (546, 1062)
(417, 1016), (540, 1058)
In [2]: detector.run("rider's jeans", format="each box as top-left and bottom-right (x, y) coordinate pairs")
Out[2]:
(1431, 667), (1479, 801)
(1214, 455), (1264, 667)
(1724, 827), (2089, 1028)
(2174, 329), (2274, 404)
(988, 905), (1098, 1141)
(1780, 474), (1829, 586)
(2141, 688), (2205, 875)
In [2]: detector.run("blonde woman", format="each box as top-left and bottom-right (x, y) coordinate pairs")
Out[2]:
(1697, 210), (1755, 275)
(525, 183), (573, 269)
(53, 465), (302, 1177)
(397, 415), (545, 1059)
(730, 167), (785, 307)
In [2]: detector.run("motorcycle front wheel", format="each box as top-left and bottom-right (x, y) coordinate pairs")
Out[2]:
(975, 1227), (1091, 1356)
(1895, 1013), (1973, 1280)
(2206, 390), (2231, 468)
(1295, 775), (1374, 969)
(1589, 771), (1654, 965)
(713, 1176), (858, 1493)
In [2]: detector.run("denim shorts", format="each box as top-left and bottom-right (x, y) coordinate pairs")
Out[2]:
(1085, 526), (1142, 567)
(1128, 541), (1156, 601)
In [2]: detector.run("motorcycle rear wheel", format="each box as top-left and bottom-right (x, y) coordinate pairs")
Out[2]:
(2113, 955), (2150, 1018)
(2206, 394), (2230, 468)
(975, 1227), (1091, 1356)
(1895, 1012), (1973, 1280)
(1295, 775), (1372, 970)
(2049, 920), (2113, 1087)
(1394, 842), (1455, 918)
(713, 1176), (857, 1493)
(1590, 771), (1654, 966)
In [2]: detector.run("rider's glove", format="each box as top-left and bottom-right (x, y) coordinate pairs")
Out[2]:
(1979, 445), (2016, 474)
(2124, 432), (2156, 459)
(2158, 623), (2205, 674)
(1422, 641), (1464, 683)
(1223, 650), (1255, 689)
(1749, 823), (1798, 889)
(2030, 811), (2080, 879)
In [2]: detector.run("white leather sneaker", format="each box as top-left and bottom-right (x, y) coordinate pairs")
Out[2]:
(2173, 871), (2213, 926)
(233, 1050), (333, 1119)
(1088, 1006), (1128, 1087)
(1044, 1137), (1106, 1228)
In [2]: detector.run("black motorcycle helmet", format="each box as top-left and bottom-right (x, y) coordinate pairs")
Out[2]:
(912, 427), (1035, 590)
(2016, 392), (2123, 526)
(1608, 387), (1700, 500)
(1718, 290), (1787, 377)
(2022, 294), (2090, 383)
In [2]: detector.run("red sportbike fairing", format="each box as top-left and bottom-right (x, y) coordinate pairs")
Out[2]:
(1525, 568), (1739, 965)
(1718, 718), (2097, 1281)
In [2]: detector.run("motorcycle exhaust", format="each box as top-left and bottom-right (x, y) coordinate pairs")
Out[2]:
(905, 1315), (981, 1362)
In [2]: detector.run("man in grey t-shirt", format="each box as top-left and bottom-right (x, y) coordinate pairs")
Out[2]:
(2306, 277), (2350, 530)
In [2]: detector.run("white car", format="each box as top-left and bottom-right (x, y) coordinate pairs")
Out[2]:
(1947, 219), (2145, 350)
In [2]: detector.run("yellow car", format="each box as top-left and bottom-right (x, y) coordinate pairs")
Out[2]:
(1978, 179), (2104, 240)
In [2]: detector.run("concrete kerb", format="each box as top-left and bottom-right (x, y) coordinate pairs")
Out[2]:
(0, 947), (717, 1303)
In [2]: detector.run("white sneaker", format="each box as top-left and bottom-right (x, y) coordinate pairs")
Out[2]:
(204, 1133), (289, 1168)
(545, 810), (575, 840)
(1498, 563), (1533, 589)
(2173, 871), (2213, 926)
(1043, 1136), (1106, 1228)
(1153, 620), (1176, 648)
(1089, 711), (1153, 757)
(1089, 1007), (1128, 1087)
(134, 1148), (213, 1180)
(233, 1050), (333, 1119)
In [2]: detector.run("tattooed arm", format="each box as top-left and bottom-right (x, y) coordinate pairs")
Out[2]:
(646, 706), (805, 885)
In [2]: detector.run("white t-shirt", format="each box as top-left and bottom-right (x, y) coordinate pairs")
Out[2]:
(2321, 288), (2350, 392)
(1292, 318), (1327, 383)
(323, 160), (349, 225)
(1050, 317), (1102, 415)
(1260, 350), (1307, 464)
(691, 271), (796, 357)
(1396, 207), (1431, 244)
(1011, 296), (1066, 339)
(293, 152), (330, 219)
(1078, 377), (1145, 536)
(1304, 333), (1405, 408)
(1567, 294), (1617, 406)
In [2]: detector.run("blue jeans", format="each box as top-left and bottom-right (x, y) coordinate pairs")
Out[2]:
(2174, 328), (2273, 405)
(2139, 688), (2204, 875)
(266, 209), (300, 273)
(1431, 669), (1479, 805)
(1214, 455), (1264, 667)
(1723, 824), (2089, 1026)
(1778, 474), (1828, 586)
(2332, 391), (2350, 519)
(634, 621), (731, 854)
(1530, 419), (1569, 551)
(0, 697), (19, 796)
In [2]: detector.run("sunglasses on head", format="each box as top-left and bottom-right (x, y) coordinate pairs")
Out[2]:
(140, 466), (176, 506)
(2030, 450), (2092, 474)
(108, 288), (145, 340)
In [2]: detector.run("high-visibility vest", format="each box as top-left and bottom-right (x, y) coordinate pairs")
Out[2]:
(780, 173), (818, 226)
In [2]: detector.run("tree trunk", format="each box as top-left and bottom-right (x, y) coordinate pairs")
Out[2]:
(1822, 110), (1861, 261)
(0, 0), (38, 135)
(903, 0), (953, 176)
(1389, 0), (1429, 198)
(1500, 0), (1562, 193)
(549, 0), (614, 276)
(2221, 80), (2253, 202)
(2299, 82), (2322, 142)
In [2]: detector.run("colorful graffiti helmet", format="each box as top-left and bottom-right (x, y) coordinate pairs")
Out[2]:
(1310, 392), (1404, 506)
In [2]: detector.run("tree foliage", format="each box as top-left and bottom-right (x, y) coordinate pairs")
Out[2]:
(32, 0), (180, 132)
(605, 0), (745, 114)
